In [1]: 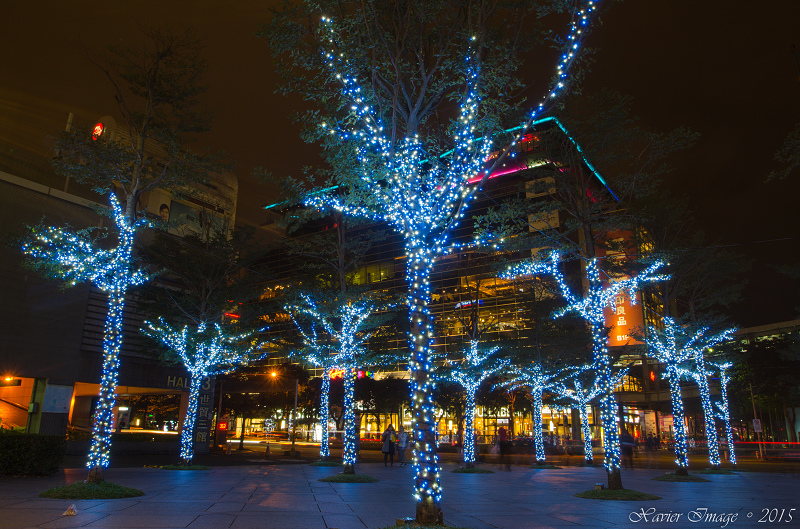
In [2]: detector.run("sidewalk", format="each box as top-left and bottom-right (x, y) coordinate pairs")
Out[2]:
(1, 462), (798, 528)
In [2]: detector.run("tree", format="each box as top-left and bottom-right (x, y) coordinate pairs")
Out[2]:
(140, 219), (270, 464)
(21, 195), (148, 482)
(503, 251), (665, 489)
(142, 321), (265, 464)
(644, 318), (735, 474)
(285, 292), (390, 472)
(712, 361), (737, 467)
(435, 341), (507, 468)
(54, 26), (220, 222)
(265, 1), (603, 522)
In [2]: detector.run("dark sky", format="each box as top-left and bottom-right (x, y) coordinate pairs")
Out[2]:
(1, 1), (799, 328)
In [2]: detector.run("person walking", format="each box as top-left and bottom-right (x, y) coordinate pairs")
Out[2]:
(396, 425), (409, 467)
(381, 424), (396, 466)
(498, 426), (511, 471)
(620, 428), (635, 469)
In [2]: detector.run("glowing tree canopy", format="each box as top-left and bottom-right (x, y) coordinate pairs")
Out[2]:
(502, 251), (666, 488)
(712, 361), (737, 466)
(286, 293), (382, 473)
(302, 3), (604, 520)
(21, 194), (148, 482)
(434, 341), (507, 468)
(503, 362), (572, 463)
(674, 326), (735, 469)
(141, 319), (265, 464)
(554, 368), (626, 464)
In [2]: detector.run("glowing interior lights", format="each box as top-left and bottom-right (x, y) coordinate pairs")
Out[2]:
(142, 319), (265, 463)
(21, 194), (149, 475)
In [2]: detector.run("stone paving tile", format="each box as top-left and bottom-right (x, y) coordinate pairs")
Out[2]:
(81, 500), (141, 512)
(217, 493), (252, 503)
(83, 514), (198, 528)
(5, 500), (78, 510)
(0, 510), (67, 528)
(119, 501), (214, 514)
(473, 514), (583, 527)
(313, 493), (344, 503)
(317, 501), (354, 514)
(229, 514), (327, 529)
(37, 512), (110, 529)
(185, 514), (236, 528)
(205, 502), (245, 513)
(321, 514), (368, 529)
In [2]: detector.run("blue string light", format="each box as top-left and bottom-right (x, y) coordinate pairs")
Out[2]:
(286, 294), (379, 469)
(307, 0), (602, 512)
(712, 361), (736, 466)
(141, 319), (265, 463)
(502, 252), (666, 475)
(21, 194), (149, 478)
(435, 341), (506, 466)
(674, 327), (735, 469)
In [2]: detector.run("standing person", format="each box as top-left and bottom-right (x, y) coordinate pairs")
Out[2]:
(620, 428), (635, 469)
(498, 426), (511, 471)
(396, 425), (409, 467)
(381, 424), (396, 466)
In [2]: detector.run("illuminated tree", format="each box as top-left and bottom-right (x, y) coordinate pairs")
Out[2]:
(554, 368), (625, 464)
(266, 0), (603, 520)
(435, 341), (507, 468)
(503, 362), (570, 464)
(21, 194), (148, 483)
(285, 293), (387, 473)
(503, 251), (666, 489)
(712, 361), (737, 467)
(643, 318), (729, 474)
(673, 326), (735, 469)
(141, 320), (265, 464)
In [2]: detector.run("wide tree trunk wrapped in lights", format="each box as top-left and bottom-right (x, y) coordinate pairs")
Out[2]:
(22, 194), (149, 482)
(142, 320), (266, 465)
(266, 1), (604, 521)
(503, 251), (666, 489)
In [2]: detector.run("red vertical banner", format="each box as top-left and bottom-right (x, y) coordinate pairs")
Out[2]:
(603, 289), (644, 346)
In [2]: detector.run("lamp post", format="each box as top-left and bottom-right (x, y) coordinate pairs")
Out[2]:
(291, 378), (298, 456)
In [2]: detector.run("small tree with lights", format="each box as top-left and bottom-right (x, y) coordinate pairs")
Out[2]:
(21, 194), (148, 483)
(141, 320), (266, 464)
(285, 292), (392, 473)
(712, 361), (737, 467)
(502, 251), (666, 489)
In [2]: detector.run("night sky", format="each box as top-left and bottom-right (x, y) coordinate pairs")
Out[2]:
(1, 1), (798, 328)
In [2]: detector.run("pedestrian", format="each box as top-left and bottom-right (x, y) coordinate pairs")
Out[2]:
(498, 426), (511, 471)
(396, 425), (409, 467)
(381, 424), (396, 466)
(620, 428), (635, 469)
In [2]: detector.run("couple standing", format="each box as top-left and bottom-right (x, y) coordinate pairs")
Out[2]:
(381, 425), (409, 466)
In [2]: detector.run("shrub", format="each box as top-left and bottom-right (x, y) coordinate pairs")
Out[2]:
(0, 431), (66, 476)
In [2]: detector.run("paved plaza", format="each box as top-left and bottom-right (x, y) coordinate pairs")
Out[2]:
(1, 460), (798, 529)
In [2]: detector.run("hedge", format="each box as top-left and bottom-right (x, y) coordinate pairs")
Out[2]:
(0, 431), (66, 476)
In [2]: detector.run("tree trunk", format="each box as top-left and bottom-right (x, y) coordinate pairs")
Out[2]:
(464, 388), (477, 468)
(238, 416), (246, 450)
(590, 320), (622, 489)
(320, 370), (331, 461)
(532, 387), (545, 463)
(408, 255), (443, 526)
(86, 289), (127, 483)
(666, 368), (689, 471)
(180, 375), (202, 465)
(783, 402), (797, 443)
(580, 404), (593, 463)
(342, 367), (357, 474)
(695, 364), (720, 468)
